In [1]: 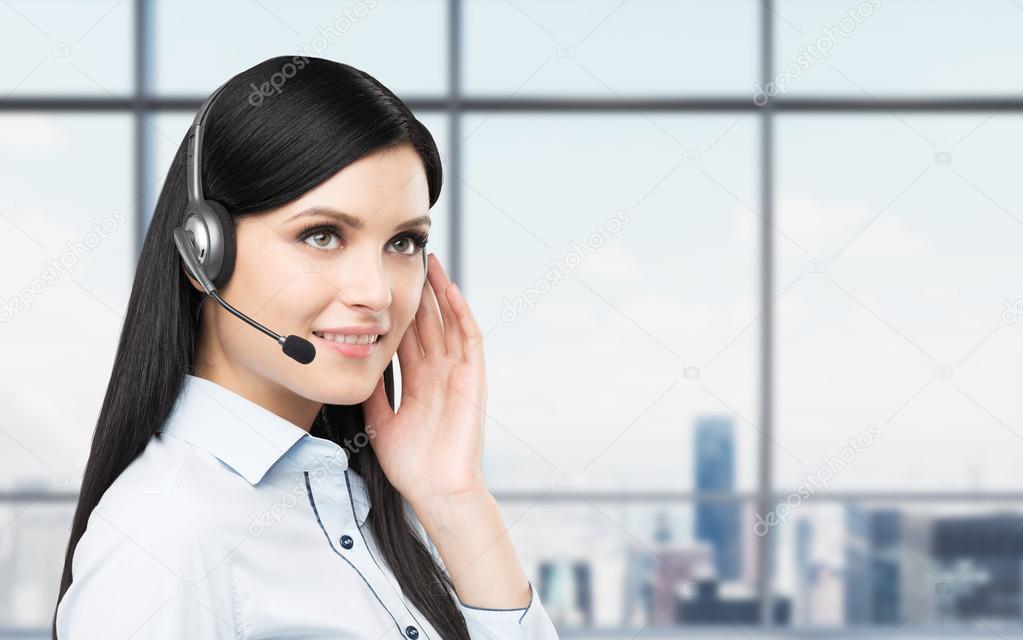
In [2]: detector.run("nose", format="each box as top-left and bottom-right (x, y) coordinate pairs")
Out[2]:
(327, 247), (391, 312)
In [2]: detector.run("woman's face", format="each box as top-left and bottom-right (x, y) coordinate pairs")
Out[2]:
(191, 143), (431, 414)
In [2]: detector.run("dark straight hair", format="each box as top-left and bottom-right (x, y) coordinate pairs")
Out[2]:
(53, 56), (469, 640)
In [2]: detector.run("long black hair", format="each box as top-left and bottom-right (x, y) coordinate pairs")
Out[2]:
(52, 56), (469, 640)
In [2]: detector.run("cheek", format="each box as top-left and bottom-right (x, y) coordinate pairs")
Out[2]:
(279, 274), (336, 324)
(398, 282), (424, 320)
(228, 239), (325, 326)
(384, 284), (423, 346)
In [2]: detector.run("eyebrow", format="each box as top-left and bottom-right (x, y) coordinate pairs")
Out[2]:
(285, 206), (431, 232)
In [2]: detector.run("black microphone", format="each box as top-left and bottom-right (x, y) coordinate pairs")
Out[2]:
(173, 228), (316, 364)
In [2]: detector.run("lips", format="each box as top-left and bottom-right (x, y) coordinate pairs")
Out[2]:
(312, 331), (382, 345)
(311, 332), (381, 359)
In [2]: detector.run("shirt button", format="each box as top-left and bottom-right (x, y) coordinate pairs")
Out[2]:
(404, 625), (419, 639)
(339, 534), (354, 549)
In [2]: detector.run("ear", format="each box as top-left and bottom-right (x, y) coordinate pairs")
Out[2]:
(180, 262), (205, 294)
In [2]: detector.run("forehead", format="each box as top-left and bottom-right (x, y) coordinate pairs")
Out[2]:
(274, 144), (430, 225)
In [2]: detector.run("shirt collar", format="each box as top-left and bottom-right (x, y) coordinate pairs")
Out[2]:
(159, 374), (370, 525)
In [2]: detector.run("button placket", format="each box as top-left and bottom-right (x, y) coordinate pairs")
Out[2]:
(305, 469), (433, 639)
(342, 472), (435, 640)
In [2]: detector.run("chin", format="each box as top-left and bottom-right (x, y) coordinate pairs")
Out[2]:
(307, 374), (382, 406)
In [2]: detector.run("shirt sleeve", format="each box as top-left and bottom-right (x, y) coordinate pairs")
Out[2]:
(457, 580), (562, 640)
(56, 493), (238, 639)
(403, 499), (562, 639)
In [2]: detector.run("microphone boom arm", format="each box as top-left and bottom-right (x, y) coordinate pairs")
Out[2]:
(173, 227), (315, 364)
(208, 289), (285, 345)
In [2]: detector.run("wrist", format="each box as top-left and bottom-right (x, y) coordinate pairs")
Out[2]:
(409, 487), (530, 608)
(409, 486), (497, 533)
(405, 469), (490, 515)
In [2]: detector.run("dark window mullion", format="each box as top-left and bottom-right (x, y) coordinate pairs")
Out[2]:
(133, 0), (151, 257)
(448, 0), (462, 285)
(758, 0), (777, 627)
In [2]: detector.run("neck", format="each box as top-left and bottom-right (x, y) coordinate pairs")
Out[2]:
(193, 307), (320, 433)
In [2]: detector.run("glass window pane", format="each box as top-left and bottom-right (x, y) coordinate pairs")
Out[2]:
(0, 499), (75, 628)
(0, 0), (132, 96)
(495, 499), (762, 630)
(463, 0), (758, 97)
(0, 114), (135, 489)
(774, 0), (1023, 96)
(776, 114), (1023, 491)
(461, 112), (759, 492)
(773, 500), (1023, 626)
(152, 0), (446, 97)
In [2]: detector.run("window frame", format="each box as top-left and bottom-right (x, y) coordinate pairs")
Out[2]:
(3, 0), (1023, 634)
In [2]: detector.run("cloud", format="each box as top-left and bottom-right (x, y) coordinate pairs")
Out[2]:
(0, 114), (62, 152)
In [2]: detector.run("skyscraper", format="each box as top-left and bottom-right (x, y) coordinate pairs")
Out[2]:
(694, 416), (742, 581)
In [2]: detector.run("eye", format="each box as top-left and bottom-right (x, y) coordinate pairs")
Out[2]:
(389, 232), (429, 257)
(297, 224), (429, 256)
(298, 224), (341, 251)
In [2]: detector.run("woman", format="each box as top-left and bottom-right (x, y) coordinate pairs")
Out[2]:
(53, 56), (560, 639)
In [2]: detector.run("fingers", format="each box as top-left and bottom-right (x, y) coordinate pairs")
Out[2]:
(395, 316), (425, 366)
(444, 274), (485, 369)
(425, 254), (465, 359)
(415, 256), (446, 358)
(409, 253), (480, 368)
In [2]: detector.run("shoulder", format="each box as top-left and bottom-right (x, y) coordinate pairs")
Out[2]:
(68, 432), (238, 589)
(74, 490), (228, 581)
(57, 490), (239, 638)
(97, 428), (249, 520)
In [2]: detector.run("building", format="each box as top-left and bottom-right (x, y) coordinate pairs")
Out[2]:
(694, 416), (742, 581)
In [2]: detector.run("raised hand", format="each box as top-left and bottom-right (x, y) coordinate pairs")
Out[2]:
(361, 252), (489, 505)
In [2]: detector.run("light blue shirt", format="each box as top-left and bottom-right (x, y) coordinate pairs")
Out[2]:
(56, 373), (560, 639)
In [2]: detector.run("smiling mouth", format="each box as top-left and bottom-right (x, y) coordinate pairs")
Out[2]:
(312, 331), (385, 345)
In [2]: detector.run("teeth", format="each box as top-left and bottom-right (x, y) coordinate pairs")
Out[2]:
(315, 332), (380, 345)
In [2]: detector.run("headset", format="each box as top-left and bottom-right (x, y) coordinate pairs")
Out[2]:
(172, 77), (429, 366)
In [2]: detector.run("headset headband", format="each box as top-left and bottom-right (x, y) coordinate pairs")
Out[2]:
(182, 74), (429, 278)
(186, 79), (231, 207)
